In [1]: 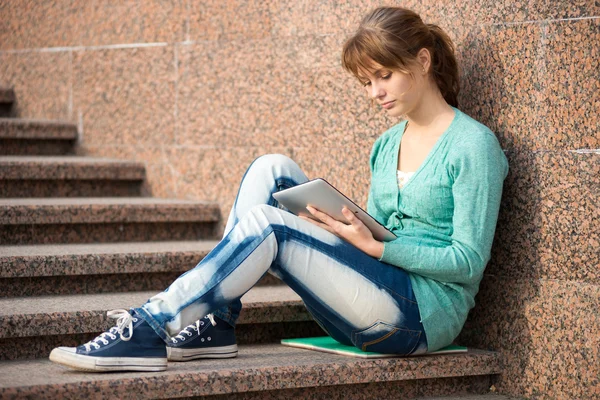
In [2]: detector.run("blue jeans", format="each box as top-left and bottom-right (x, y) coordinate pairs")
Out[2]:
(136, 154), (427, 355)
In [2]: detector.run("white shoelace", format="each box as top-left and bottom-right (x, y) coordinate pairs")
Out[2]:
(83, 309), (137, 351)
(171, 314), (217, 344)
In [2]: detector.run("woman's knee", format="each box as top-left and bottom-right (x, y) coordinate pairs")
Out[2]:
(245, 204), (283, 228)
(248, 154), (301, 176)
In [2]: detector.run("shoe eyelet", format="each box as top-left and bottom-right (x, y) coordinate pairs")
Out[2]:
(133, 318), (138, 322)
(200, 321), (204, 326)
(201, 338), (205, 342)
(181, 337), (186, 341)
(187, 332), (192, 336)
(207, 337), (211, 341)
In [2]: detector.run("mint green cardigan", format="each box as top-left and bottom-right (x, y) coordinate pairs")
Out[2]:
(367, 108), (508, 351)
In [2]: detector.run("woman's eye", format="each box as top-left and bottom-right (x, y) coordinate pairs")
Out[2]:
(361, 81), (371, 87)
(381, 73), (392, 80)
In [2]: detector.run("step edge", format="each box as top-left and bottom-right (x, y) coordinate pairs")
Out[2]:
(0, 161), (146, 180)
(0, 300), (309, 338)
(0, 200), (221, 225)
(0, 345), (502, 398)
(0, 241), (220, 278)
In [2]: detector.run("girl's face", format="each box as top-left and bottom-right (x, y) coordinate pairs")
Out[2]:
(358, 61), (424, 118)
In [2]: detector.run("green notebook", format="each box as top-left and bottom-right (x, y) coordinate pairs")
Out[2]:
(280, 336), (467, 359)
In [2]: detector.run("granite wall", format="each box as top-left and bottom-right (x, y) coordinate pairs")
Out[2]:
(1, 1), (598, 399)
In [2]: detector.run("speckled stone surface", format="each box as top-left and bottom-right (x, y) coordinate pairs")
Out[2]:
(75, 145), (177, 199)
(0, 118), (77, 139)
(0, 155), (145, 196)
(188, 0), (272, 41)
(163, 147), (290, 229)
(489, 150), (599, 283)
(292, 146), (372, 210)
(413, 0), (599, 25)
(0, 241), (280, 297)
(0, 240), (280, 284)
(0, 344), (501, 399)
(193, 376), (495, 399)
(461, 20), (600, 151)
(0, 0), (186, 50)
(0, 88), (15, 104)
(0, 241), (216, 278)
(0, 286), (311, 339)
(418, 396), (516, 400)
(1, 272), (183, 298)
(2, 180), (146, 198)
(0, 320), (323, 361)
(458, 277), (599, 399)
(79, 0), (186, 47)
(0, 156), (145, 180)
(72, 46), (175, 147)
(0, 221), (219, 245)
(544, 18), (600, 150)
(0, 332), (96, 362)
(176, 36), (391, 150)
(270, 0), (383, 37)
(0, 197), (219, 225)
(176, 39), (280, 148)
(459, 23), (546, 151)
(0, 140), (75, 156)
(0, 1), (82, 50)
(0, 52), (71, 120)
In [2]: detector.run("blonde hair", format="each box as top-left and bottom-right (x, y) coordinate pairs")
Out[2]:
(342, 7), (459, 107)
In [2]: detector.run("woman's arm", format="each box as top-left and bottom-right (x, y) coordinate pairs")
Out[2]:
(378, 133), (508, 285)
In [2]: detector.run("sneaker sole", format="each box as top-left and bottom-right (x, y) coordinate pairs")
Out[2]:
(49, 348), (167, 372)
(167, 344), (238, 361)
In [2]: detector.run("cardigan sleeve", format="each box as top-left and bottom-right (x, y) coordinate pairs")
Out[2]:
(379, 132), (508, 285)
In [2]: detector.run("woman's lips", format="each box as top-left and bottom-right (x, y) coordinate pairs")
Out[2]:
(381, 100), (396, 109)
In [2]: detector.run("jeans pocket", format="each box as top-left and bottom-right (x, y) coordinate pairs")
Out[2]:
(351, 320), (422, 355)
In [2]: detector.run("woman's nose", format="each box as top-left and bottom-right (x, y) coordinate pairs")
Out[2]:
(369, 83), (385, 99)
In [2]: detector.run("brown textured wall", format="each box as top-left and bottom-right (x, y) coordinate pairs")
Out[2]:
(0, 1), (598, 398)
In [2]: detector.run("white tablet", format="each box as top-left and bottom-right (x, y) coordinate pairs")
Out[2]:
(272, 178), (397, 242)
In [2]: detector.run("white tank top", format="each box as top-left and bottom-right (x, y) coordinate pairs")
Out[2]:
(397, 170), (415, 189)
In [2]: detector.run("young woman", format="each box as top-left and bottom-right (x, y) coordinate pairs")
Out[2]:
(50, 6), (508, 372)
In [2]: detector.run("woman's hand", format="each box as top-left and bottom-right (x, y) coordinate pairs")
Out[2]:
(299, 205), (384, 259)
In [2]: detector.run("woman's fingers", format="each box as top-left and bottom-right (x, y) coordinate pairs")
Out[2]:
(306, 205), (341, 227)
(341, 207), (364, 227)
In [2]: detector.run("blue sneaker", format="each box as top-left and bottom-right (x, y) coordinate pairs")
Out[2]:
(167, 314), (238, 361)
(49, 309), (167, 372)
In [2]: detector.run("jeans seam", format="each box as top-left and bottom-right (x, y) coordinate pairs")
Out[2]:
(165, 226), (276, 325)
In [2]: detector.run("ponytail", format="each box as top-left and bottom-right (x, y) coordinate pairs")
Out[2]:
(427, 24), (459, 107)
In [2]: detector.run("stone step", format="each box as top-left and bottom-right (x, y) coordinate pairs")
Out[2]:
(0, 156), (146, 197)
(0, 88), (15, 104)
(0, 286), (320, 360)
(0, 343), (501, 399)
(0, 118), (77, 155)
(418, 396), (516, 400)
(0, 197), (221, 245)
(0, 240), (282, 297)
(0, 89), (15, 118)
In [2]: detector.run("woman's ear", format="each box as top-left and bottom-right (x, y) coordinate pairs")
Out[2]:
(416, 48), (431, 74)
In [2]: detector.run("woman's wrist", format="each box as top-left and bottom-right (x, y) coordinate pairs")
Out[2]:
(367, 240), (385, 259)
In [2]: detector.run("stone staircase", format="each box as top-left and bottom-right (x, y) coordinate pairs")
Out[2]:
(0, 87), (503, 399)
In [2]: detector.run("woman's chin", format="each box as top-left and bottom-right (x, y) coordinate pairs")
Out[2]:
(384, 107), (404, 118)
